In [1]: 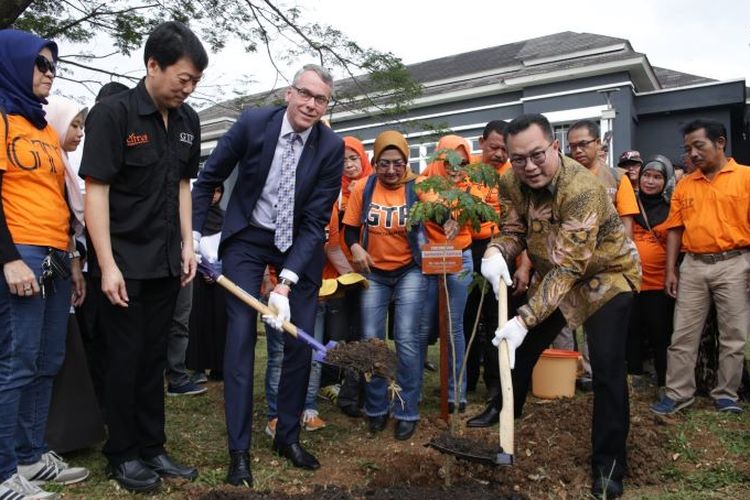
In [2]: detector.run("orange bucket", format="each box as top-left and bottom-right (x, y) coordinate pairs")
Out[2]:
(531, 349), (580, 399)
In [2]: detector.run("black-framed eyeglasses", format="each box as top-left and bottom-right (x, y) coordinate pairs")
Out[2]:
(34, 55), (56, 76)
(376, 159), (407, 170)
(567, 138), (597, 152)
(292, 85), (330, 106)
(509, 142), (555, 169)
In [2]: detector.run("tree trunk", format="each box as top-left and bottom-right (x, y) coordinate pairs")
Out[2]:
(0, 0), (34, 29)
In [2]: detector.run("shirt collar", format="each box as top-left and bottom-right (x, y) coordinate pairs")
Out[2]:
(134, 78), (185, 123)
(280, 111), (313, 145)
(135, 79), (158, 117)
(694, 157), (737, 181)
(543, 154), (567, 194)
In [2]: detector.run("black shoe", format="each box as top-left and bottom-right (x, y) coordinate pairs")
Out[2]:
(339, 404), (362, 418)
(577, 377), (593, 392)
(226, 451), (253, 487)
(368, 415), (388, 433)
(448, 403), (467, 414)
(592, 477), (623, 499)
(272, 441), (320, 470)
(106, 459), (161, 492)
(142, 453), (198, 481)
(466, 404), (499, 428)
(394, 420), (417, 441)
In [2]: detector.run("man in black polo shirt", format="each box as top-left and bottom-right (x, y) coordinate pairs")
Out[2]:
(79, 21), (207, 493)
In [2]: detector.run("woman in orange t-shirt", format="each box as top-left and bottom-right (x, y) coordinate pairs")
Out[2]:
(342, 130), (426, 441)
(0, 29), (87, 492)
(628, 156), (675, 387)
(417, 135), (475, 412)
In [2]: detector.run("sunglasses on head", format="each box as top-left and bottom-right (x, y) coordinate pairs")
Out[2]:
(34, 55), (56, 76)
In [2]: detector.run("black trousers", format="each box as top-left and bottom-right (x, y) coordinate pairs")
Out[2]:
(95, 276), (180, 465)
(222, 226), (319, 450)
(464, 238), (524, 398)
(490, 292), (633, 481)
(76, 272), (106, 412)
(332, 290), (365, 409)
(627, 290), (674, 386)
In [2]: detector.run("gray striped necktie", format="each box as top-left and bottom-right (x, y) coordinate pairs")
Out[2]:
(274, 133), (300, 252)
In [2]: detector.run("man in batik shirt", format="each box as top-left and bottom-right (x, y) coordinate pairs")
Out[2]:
(476, 113), (641, 500)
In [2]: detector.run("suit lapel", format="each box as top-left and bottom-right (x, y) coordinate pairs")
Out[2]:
(258, 109), (285, 183)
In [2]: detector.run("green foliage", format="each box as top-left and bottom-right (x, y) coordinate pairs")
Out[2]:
(408, 148), (501, 233)
(7, 0), (422, 112)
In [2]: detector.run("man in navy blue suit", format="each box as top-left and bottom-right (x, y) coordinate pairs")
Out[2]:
(191, 64), (343, 487)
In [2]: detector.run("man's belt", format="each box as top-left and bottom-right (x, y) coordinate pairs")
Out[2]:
(690, 248), (749, 264)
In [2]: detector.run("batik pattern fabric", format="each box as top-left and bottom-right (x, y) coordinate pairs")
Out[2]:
(491, 155), (641, 329)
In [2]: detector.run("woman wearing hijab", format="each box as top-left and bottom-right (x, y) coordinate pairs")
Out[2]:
(42, 95), (106, 455)
(342, 131), (427, 441)
(315, 136), (373, 420)
(265, 137), (375, 435)
(627, 155), (675, 388)
(418, 135), (476, 413)
(0, 29), (88, 499)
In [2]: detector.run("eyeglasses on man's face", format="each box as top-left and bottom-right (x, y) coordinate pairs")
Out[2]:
(567, 138), (598, 152)
(292, 85), (330, 107)
(509, 142), (554, 169)
(35, 55), (56, 76)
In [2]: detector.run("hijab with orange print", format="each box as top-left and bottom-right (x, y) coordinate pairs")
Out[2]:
(372, 130), (418, 188)
(423, 134), (472, 182)
(341, 136), (373, 199)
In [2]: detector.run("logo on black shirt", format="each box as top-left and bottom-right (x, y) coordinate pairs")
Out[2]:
(179, 132), (194, 146)
(126, 132), (150, 147)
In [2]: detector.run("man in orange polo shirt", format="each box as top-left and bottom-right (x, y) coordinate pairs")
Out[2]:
(651, 119), (750, 415)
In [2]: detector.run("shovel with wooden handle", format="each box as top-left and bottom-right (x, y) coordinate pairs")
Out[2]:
(426, 280), (514, 467)
(496, 282), (514, 465)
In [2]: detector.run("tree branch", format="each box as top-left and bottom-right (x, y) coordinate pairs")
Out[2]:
(58, 57), (140, 82)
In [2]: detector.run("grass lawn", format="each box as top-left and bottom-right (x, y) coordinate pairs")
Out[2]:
(46, 335), (750, 499)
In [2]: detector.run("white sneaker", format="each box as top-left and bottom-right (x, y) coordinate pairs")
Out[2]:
(17, 451), (89, 485)
(0, 472), (57, 499)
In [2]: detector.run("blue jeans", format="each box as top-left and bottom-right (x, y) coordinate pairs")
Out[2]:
(0, 246), (71, 481)
(419, 250), (472, 404)
(361, 266), (426, 421)
(265, 303), (324, 419)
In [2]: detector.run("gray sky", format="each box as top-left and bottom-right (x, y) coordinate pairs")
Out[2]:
(55, 0), (750, 106)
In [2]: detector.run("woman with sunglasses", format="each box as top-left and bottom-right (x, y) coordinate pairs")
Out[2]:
(418, 135), (476, 413)
(0, 29), (89, 499)
(342, 131), (427, 441)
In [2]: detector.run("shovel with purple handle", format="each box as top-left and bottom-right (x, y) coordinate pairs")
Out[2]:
(198, 261), (336, 362)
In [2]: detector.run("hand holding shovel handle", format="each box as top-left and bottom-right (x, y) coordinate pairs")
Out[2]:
(198, 261), (329, 358)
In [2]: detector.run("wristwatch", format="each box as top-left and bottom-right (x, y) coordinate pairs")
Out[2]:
(278, 277), (295, 289)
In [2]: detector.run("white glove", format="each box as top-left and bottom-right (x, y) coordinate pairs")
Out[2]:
(199, 233), (221, 264)
(481, 251), (513, 299)
(193, 239), (202, 264)
(492, 316), (528, 369)
(263, 291), (291, 331)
